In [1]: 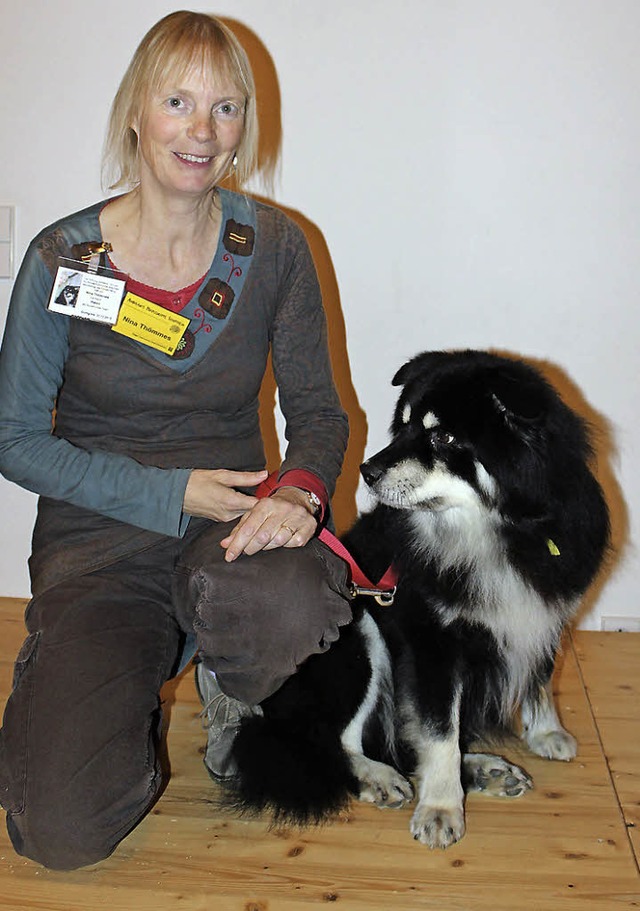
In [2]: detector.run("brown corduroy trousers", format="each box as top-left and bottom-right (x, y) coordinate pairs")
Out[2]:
(0, 521), (352, 870)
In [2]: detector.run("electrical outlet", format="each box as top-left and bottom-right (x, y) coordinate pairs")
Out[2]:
(600, 616), (640, 632)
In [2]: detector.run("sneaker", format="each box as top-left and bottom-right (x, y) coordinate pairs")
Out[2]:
(195, 662), (262, 782)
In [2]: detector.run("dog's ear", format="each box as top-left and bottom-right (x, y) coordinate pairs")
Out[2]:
(392, 351), (451, 387)
(489, 369), (549, 424)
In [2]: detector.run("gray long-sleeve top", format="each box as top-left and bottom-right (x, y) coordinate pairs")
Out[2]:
(0, 190), (348, 593)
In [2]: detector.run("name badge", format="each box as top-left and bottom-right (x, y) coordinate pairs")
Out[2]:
(48, 258), (125, 325)
(111, 292), (190, 356)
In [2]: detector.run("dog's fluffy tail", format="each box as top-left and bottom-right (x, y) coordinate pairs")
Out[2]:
(223, 714), (359, 826)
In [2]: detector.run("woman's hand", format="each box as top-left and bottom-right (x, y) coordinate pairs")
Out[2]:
(220, 486), (318, 562)
(183, 468), (269, 523)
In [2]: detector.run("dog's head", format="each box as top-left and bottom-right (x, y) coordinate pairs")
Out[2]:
(360, 349), (592, 520)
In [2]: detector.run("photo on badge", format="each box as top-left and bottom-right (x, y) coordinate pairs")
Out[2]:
(50, 268), (82, 310)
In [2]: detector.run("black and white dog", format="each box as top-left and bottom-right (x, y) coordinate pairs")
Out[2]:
(228, 350), (610, 848)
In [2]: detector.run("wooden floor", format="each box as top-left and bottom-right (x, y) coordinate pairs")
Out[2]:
(0, 597), (637, 910)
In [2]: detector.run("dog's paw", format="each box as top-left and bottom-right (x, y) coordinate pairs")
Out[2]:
(462, 752), (533, 798)
(351, 755), (414, 809)
(526, 728), (577, 761)
(410, 802), (465, 849)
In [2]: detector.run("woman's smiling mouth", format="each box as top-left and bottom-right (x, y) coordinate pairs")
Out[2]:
(174, 152), (213, 164)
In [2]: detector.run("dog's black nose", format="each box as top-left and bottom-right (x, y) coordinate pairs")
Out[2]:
(360, 459), (383, 487)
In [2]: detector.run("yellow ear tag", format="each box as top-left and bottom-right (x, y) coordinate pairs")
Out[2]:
(546, 538), (561, 557)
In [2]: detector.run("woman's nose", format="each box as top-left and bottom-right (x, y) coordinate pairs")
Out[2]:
(188, 114), (216, 142)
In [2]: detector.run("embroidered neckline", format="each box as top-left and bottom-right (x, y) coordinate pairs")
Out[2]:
(105, 255), (207, 313)
(87, 190), (257, 367)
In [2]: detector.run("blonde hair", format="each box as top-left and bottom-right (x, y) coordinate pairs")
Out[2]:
(102, 11), (258, 191)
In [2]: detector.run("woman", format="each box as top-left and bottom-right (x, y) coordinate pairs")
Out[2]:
(0, 11), (351, 870)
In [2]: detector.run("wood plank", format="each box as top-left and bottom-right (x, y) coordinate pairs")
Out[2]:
(572, 630), (640, 867)
(0, 598), (637, 909)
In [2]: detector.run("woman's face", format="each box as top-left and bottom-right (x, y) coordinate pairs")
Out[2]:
(134, 65), (245, 199)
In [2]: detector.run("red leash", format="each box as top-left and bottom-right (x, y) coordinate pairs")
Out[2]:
(255, 474), (398, 606)
(318, 528), (398, 606)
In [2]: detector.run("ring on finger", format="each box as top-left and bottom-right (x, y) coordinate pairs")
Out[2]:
(281, 524), (296, 536)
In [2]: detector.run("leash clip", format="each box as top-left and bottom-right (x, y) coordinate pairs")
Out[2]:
(349, 583), (396, 607)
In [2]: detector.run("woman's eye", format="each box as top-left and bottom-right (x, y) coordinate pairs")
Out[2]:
(166, 96), (185, 110)
(214, 101), (241, 119)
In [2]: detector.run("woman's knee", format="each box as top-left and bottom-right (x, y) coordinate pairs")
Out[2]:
(0, 578), (178, 869)
(0, 684), (165, 869)
(7, 809), (111, 870)
(186, 538), (353, 703)
(5, 761), (162, 870)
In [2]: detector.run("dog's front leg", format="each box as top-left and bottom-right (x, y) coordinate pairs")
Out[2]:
(521, 679), (577, 761)
(341, 613), (414, 810)
(409, 684), (465, 849)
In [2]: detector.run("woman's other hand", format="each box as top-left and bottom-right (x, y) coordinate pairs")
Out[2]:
(183, 468), (269, 523)
(220, 486), (318, 562)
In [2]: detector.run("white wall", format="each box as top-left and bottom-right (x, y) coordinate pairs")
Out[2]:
(0, 0), (637, 629)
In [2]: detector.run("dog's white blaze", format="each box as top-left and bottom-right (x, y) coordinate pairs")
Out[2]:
(341, 612), (395, 756)
(402, 403), (411, 424)
(422, 411), (439, 430)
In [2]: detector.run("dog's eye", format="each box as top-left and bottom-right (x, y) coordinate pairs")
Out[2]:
(431, 429), (455, 446)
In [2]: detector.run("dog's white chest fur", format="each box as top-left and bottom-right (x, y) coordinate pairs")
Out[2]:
(408, 506), (568, 712)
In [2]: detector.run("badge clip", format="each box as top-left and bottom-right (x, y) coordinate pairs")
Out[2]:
(79, 242), (113, 274)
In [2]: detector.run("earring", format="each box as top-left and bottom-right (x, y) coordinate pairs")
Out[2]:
(232, 153), (238, 170)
